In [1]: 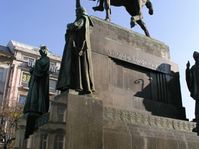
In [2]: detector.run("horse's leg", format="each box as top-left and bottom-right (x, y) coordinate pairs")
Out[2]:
(105, 9), (111, 21)
(136, 20), (150, 37)
(104, 0), (111, 21)
(93, 0), (104, 11)
(146, 0), (153, 15)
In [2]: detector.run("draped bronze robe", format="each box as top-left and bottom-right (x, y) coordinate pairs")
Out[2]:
(23, 56), (50, 114)
(23, 55), (50, 138)
(57, 14), (95, 93)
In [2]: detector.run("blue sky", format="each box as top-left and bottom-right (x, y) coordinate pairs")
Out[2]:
(1, 0), (199, 120)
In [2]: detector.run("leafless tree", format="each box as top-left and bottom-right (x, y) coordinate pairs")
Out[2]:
(0, 103), (23, 149)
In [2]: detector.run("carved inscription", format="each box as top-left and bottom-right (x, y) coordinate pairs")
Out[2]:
(107, 50), (170, 74)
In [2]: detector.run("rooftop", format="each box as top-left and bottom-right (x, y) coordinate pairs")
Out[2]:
(7, 40), (62, 61)
(0, 45), (14, 62)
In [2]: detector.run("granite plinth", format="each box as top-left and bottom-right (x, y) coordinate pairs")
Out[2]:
(21, 90), (196, 149)
(59, 93), (198, 149)
(63, 94), (103, 149)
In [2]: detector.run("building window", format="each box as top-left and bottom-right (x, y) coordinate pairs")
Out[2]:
(40, 134), (48, 149)
(18, 95), (26, 105)
(23, 56), (35, 67)
(54, 135), (64, 149)
(57, 106), (65, 122)
(49, 79), (57, 93)
(0, 68), (4, 92)
(49, 62), (58, 73)
(0, 68), (4, 81)
(21, 71), (31, 87)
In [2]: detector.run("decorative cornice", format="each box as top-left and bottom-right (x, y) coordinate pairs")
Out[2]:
(7, 40), (61, 61)
(8, 40), (34, 52)
(0, 45), (14, 62)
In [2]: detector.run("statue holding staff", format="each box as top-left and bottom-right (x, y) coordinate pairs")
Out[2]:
(56, 4), (95, 95)
(186, 51), (199, 135)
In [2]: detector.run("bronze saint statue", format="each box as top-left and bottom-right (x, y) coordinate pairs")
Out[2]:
(186, 51), (199, 134)
(91, 0), (153, 37)
(23, 45), (50, 138)
(56, 7), (95, 95)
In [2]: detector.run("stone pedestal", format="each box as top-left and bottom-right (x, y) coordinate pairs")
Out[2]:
(64, 94), (103, 149)
(16, 17), (199, 149)
(52, 93), (199, 149)
(61, 17), (199, 149)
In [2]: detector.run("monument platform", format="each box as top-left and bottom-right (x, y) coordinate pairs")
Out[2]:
(61, 17), (199, 149)
(62, 94), (199, 149)
(16, 17), (199, 149)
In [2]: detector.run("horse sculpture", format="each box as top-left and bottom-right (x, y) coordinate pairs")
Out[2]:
(92, 0), (153, 37)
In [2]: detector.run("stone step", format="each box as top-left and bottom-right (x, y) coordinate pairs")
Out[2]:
(103, 106), (199, 149)
(103, 106), (195, 134)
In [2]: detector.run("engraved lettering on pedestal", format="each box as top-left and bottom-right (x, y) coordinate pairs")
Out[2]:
(107, 49), (159, 71)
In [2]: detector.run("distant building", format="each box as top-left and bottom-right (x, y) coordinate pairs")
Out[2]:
(3, 41), (67, 149)
(0, 44), (14, 106)
(15, 94), (67, 149)
(0, 41), (64, 149)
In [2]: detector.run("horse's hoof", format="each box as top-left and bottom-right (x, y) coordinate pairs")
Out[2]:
(92, 6), (104, 11)
(105, 18), (110, 21)
(130, 23), (135, 28)
(149, 9), (153, 15)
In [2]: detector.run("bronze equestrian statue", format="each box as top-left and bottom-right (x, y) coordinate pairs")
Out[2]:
(92, 0), (153, 37)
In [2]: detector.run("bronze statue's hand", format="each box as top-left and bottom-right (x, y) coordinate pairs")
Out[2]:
(186, 61), (190, 68)
(79, 50), (83, 56)
(29, 67), (34, 74)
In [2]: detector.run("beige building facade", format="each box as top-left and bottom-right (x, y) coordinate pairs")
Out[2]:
(0, 44), (14, 107)
(15, 94), (66, 149)
(0, 41), (65, 149)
